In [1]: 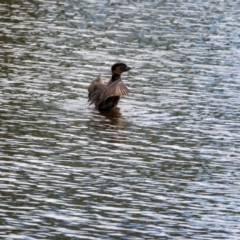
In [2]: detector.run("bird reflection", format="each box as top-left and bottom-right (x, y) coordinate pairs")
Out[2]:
(89, 107), (126, 129)
(98, 107), (122, 126)
(87, 107), (129, 148)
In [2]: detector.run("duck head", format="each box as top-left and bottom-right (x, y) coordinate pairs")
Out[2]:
(111, 63), (131, 75)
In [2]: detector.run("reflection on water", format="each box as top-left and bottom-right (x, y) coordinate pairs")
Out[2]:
(1, 0), (240, 239)
(98, 107), (123, 126)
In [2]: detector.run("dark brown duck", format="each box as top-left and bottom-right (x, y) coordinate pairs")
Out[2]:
(88, 63), (131, 111)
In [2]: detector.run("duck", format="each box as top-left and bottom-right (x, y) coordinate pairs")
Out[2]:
(88, 63), (131, 111)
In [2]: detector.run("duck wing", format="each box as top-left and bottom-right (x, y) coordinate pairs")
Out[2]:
(88, 76), (106, 106)
(99, 79), (129, 103)
(88, 76), (105, 97)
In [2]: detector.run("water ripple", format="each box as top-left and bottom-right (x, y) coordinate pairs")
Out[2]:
(1, 0), (240, 239)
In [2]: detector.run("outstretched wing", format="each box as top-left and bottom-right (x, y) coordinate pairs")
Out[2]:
(99, 79), (129, 103)
(88, 76), (106, 106)
(88, 76), (104, 97)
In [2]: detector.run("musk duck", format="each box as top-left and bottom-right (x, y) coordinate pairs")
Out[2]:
(88, 63), (131, 111)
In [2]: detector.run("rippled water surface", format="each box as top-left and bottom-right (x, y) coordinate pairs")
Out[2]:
(1, 0), (240, 239)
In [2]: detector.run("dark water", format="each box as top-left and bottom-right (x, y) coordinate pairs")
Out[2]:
(1, 0), (240, 239)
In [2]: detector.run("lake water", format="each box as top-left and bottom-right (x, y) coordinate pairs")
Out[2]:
(0, 0), (240, 239)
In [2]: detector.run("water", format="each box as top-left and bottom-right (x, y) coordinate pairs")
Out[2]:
(1, 0), (240, 239)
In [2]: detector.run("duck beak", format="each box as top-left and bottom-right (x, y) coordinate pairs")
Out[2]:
(125, 66), (131, 71)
